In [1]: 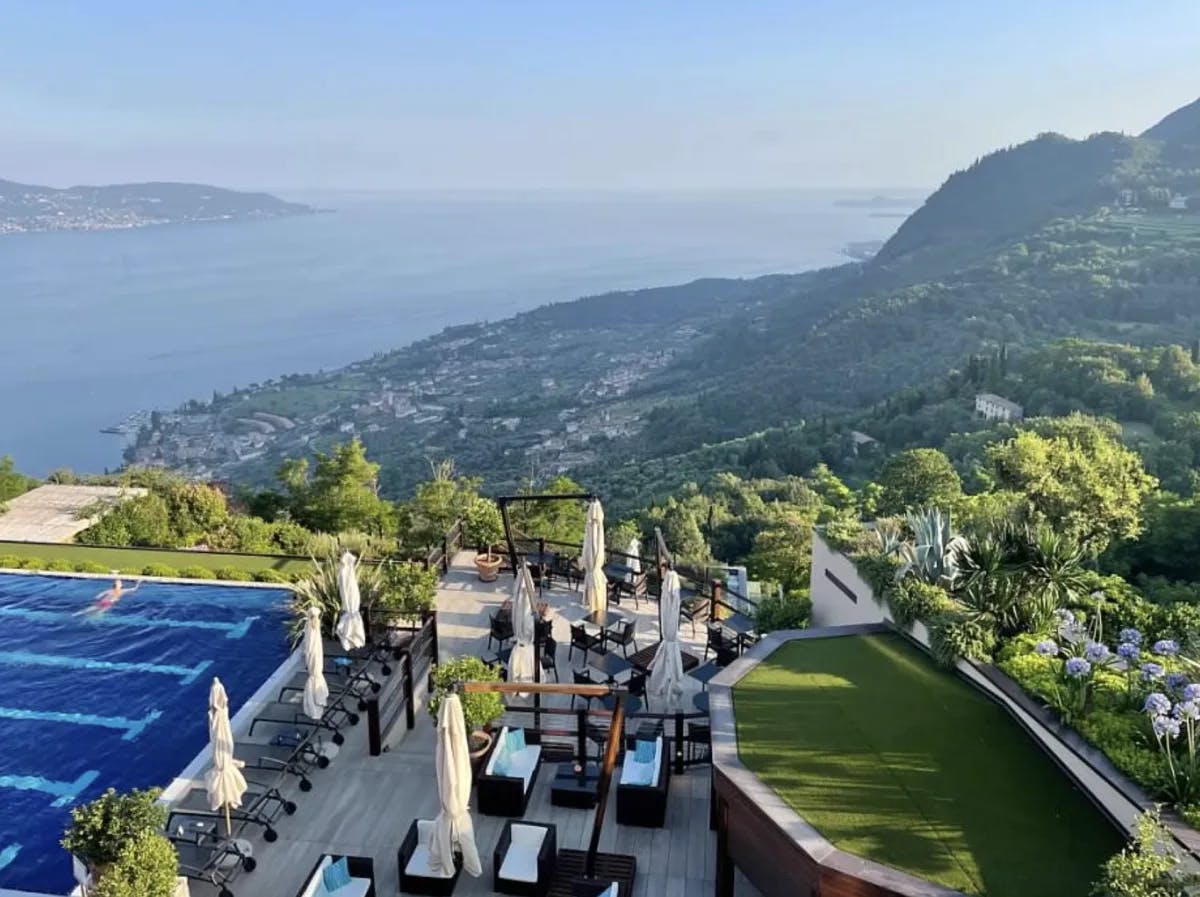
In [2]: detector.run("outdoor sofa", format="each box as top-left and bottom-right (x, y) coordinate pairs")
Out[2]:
(493, 820), (557, 896)
(399, 819), (461, 896)
(477, 726), (542, 817)
(615, 734), (670, 827)
(295, 854), (375, 897)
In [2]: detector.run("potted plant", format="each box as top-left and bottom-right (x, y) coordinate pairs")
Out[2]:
(61, 787), (170, 888)
(428, 655), (505, 758)
(91, 830), (180, 897)
(466, 497), (505, 582)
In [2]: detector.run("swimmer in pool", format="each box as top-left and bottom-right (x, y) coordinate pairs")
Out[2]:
(79, 576), (141, 616)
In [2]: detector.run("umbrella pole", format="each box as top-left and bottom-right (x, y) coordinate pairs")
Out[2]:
(225, 804), (232, 838)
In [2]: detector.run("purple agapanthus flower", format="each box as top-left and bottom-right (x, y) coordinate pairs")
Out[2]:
(1167, 672), (1188, 691)
(1145, 692), (1172, 716)
(1118, 642), (1140, 662)
(1153, 639), (1180, 657)
(1142, 662), (1166, 682)
(1184, 684), (1200, 703)
(1177, 701), (1200, 722)
(1035, 639), (1058, 657)
(1084, 641), (1111, 664)
(1065, 657), (1091, 679)
(1119, 628), (1144, 646)
(1154, 715), (1182, 740)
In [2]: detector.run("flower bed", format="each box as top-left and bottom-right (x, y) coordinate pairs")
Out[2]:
(999, 615), (1200, 826)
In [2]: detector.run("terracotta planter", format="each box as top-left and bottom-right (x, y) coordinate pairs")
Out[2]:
(474, 552), (502, 582)
(468, 730), (493, 760)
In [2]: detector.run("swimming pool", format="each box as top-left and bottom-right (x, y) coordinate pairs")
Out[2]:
(0, 572), (291, 894)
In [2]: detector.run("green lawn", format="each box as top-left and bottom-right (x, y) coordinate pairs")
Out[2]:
(733, 634), (1122, 897)
(0, 540), (309, 578)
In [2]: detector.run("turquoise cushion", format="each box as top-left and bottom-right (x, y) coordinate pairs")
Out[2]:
(321, 856), (351, 891)
(634, 739), (655, 764)
(508, 727), (526, 753)
(492, 741), (511, 776)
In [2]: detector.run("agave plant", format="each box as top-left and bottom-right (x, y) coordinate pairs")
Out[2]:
(288, 554), (385, 643)
(872, 517), (906, 556)
(896, 507), (968, 588)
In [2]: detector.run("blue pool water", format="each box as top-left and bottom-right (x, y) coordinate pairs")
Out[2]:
(0, 573), (291, 894)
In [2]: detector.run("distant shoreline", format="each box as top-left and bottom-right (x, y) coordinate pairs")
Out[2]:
(834, 195), (918, 209)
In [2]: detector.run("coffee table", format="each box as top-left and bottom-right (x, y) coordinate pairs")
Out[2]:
(628, 643), (699, 674)
(551, 762), (599, 808)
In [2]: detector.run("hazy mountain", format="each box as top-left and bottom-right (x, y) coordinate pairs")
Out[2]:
(0, 179), (315, 234)
(1142, 96), (1200, 146)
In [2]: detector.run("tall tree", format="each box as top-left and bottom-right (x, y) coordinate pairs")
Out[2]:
(986, 414), (1156, 555)
(875, 448), (963, 516)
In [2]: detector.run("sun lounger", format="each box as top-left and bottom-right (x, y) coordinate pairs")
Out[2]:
(234, 736), (330, 791)
(170, 826), (256, 897)
(169, 777), (297, 843)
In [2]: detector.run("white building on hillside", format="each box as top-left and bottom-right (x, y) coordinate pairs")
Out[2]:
(975, 393), (1024, 422)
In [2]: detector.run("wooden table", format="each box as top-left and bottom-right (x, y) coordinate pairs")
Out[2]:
(589, 652), (632, 683)
(628, 643), (700, 674)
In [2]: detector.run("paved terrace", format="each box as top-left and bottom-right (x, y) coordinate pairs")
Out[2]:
(0, 485), (146, 543)
(190, 552), (762, 897)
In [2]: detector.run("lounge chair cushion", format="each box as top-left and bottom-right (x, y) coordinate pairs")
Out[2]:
(498, 824), (547, 883)
(634, 739), (655, 764)
(405, 820), (455, 880)
(619, 736), (661, 787)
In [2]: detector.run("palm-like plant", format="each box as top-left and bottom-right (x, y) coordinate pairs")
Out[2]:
(872, 517), (906, 556)
(288, 554), (385, 643)
(896, 508), (968, 588)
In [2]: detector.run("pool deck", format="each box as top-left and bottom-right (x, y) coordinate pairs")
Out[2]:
(186, 552), (760, 897)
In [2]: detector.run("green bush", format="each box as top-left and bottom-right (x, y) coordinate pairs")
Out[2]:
(0, 554), (24, 569)
(378, 559), (438, 618)
(44, 559), (77, 572)
(253, 568), (290, 583)
(177, 565), (216, 580)
(61, 787), (167, 867)
(754, 591), (812, 633)
(213, 566), (254, 581)
(75, 561), (113, 574)
(891, 579), (952, 627)
(928, 609), (997, 666)
(1092, 809), (1198, 897)
(141, 563), (178, 578)
(92, 830), (178, 897)
(428, 656), (504, 733)
(17, 556), (44, 569)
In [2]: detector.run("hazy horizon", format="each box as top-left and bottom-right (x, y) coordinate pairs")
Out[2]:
(3, 1), (1196, 192)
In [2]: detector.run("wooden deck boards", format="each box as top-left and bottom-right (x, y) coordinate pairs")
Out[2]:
(186, 553), (760, 897)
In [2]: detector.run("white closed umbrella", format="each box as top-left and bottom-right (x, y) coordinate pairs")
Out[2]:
(429, 693), (482, 878)
(649, 569), (685, 708)
(302, 606), (329, 720)
(204, 677), (247, 835)
(581, 499), (606, 615)
(335, 551), (366, 651)
(627, 536), (642, 579)
(509, 564), (538, 696)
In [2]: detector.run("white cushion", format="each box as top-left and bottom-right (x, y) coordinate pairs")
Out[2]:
(619, 736), (661, 787)
(498, 826), (547, 883)
(485, 728), (541, 793)
(406, 820), (454, 880)
(330, 879), (371, 897)
(299, 856), (332, 897)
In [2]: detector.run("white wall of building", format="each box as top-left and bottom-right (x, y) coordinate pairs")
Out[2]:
(810, 530), (891, 628)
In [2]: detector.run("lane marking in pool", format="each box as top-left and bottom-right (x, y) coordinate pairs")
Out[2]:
(0, 843), (20, 871)
(0, 769), (99, 807)
(0, 707), (162, 740)
(0, 606), (260, 639)
(0, 651), (214, 685)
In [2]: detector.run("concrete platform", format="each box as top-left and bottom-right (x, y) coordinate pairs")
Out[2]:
(0, 485), (146, 543)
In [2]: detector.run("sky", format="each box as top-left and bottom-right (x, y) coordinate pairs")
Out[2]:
(1, 1), (1197, 192)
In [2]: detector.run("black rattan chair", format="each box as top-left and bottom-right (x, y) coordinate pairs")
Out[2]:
(489, 613), (515, 652)
(603, 620), (637, 659)
(568, 622), (602, 663)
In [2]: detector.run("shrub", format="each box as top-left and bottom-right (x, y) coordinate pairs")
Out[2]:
(44, 559), (77, 572)
(177, 565), (216, 580)
(61, 787), (167, 867)
(92, 830), (178, 897)
(75, 561), (113, 574)
(0, 554), (23, 568)
(141, 563), (178, 578)
(890, 579), (951, 628)
(1092, 809), (1198, 897)
(754, 591), (811, 634)
(253, 568), (290, 583)
(17, 556), (44, 569)
(928, 609), (997, 666)
(428, 656), (504, 733)
(464, 497), (505, 553)
(214, 566), (254, 581)
(378, 560), (438, 619)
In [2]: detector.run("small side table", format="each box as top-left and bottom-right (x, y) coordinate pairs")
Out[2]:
(551, 762), (600, 808)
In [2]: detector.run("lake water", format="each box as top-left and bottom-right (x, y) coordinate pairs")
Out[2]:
(0, 190), (913, 476)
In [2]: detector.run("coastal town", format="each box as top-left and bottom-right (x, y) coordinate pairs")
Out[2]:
(126, 289), (742, 493)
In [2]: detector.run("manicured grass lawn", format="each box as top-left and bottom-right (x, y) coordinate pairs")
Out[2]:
(0, 540), (309, 577)
(733, 634), (1123, 897)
